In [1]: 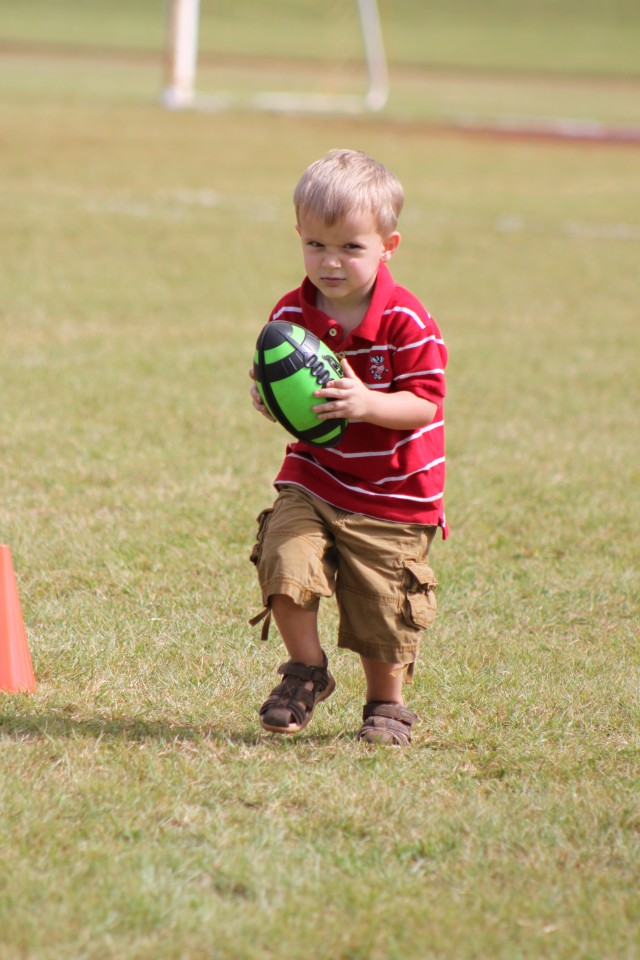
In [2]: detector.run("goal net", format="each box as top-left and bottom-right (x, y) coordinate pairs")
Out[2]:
(163, 0), (388, 114)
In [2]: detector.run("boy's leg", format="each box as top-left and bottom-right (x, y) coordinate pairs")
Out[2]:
(251, 487), (338, 734)
(259, 593), (336, 735)
(358, 655), (417, 744)
(359, 655), (405, 704)
(270, 594), (325, 667)
(330, 514), (437, 745)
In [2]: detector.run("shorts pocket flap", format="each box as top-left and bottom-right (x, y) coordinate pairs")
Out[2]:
(249, 508), (274, 566)
(401, 560), (438, 630)
(403, 560), (438, 590)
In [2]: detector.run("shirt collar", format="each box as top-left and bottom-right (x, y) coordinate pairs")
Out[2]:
(298, 264), (395, 345)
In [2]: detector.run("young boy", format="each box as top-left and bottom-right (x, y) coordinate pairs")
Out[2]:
(249, 149), (448, 745)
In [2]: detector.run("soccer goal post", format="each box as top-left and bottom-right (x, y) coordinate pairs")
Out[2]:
(162, 0), (389, 114)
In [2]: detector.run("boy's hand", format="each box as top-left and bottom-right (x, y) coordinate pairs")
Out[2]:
(249, 369), (276, 421)
(312, 358), (371, 422)
(313, 358), (438, 430)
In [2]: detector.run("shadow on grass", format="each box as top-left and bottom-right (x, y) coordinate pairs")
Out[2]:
(0, 710), (351, 747)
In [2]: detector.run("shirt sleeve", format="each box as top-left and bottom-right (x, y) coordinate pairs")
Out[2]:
(390, 312), (448, 407)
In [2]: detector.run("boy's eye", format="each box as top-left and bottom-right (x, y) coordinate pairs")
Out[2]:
(344, 243), (363, 250)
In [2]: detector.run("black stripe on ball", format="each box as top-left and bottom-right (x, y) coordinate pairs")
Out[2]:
(257, 357), (302, 441)
(262, 350), (304, 383)
(297, 419), (348, 446)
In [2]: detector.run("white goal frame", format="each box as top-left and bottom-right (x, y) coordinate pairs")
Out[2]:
(162, 0), (389, 114)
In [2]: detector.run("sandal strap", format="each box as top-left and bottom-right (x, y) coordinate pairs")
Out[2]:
(277, 659), (330, 688)
(260, 686), (314, 726)
(362, 702), (417, 726)
(359, 716), (411, 742)
(357, 702), (418, 745)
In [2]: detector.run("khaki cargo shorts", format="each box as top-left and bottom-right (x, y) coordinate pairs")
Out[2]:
(250, 485), (438, 674)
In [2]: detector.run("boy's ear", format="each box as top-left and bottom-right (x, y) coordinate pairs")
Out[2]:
(381, 231), (401, 262)
(295, 223), (301, 237)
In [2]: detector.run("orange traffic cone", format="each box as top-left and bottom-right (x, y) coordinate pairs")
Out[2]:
(0, 544), (37, 693)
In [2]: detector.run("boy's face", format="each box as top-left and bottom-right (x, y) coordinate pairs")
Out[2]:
(296, 209), (400, 316)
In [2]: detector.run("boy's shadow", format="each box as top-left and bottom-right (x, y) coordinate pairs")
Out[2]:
(0, 712), (346, 746)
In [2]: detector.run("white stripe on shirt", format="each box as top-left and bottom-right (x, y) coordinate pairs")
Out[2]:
(272, 305), (303, 321)
(369, 456), (446, 486)
(383, 305), (427, 330)
(321, 420), (444, 459)
(284, 454), (445, 503)
(395, 368), (446, 381)
(395, 334), (447, 351)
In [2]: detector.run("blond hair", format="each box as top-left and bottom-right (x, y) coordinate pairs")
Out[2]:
(294, 149), (404, 237)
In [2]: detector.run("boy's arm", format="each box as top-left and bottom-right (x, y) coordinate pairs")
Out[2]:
(313, 358), (437, 431)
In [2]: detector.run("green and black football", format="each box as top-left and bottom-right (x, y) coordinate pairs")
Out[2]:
(254, 320), (348, 447)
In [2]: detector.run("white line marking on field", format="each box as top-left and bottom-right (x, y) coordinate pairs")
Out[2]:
(561, 221), (640, 241)
(494, 216), (640, 241)
(19, 181), (281, 223)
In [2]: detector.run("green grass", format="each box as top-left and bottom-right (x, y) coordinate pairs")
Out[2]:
(1, 22), (640, 960)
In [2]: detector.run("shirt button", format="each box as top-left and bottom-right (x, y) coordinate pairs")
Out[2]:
(328, 328), (337, 336)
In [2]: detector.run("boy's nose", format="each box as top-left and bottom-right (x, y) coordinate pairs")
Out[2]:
(322, 250), (341, 268)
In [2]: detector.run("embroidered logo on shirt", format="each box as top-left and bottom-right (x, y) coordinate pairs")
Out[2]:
(369, 354), (388, 381)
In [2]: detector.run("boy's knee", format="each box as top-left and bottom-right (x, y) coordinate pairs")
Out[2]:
(270, 592), (320, 614)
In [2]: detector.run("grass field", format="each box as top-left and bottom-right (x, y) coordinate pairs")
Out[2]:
(2, 0), (640, 76)
(1, 5), (640, 959)
(2, 0), (640, 131)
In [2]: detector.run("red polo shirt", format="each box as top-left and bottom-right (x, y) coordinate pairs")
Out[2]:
(269, 264), (448, 536)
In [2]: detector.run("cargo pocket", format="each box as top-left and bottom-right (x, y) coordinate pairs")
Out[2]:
(249, 508), (275, 640)
(401, 560), (438, 629)
(249, 508), (273, 567)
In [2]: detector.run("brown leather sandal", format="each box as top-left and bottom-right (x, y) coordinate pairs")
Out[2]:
(259, 651), (336, 734)
(357, 702), (418, 745)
